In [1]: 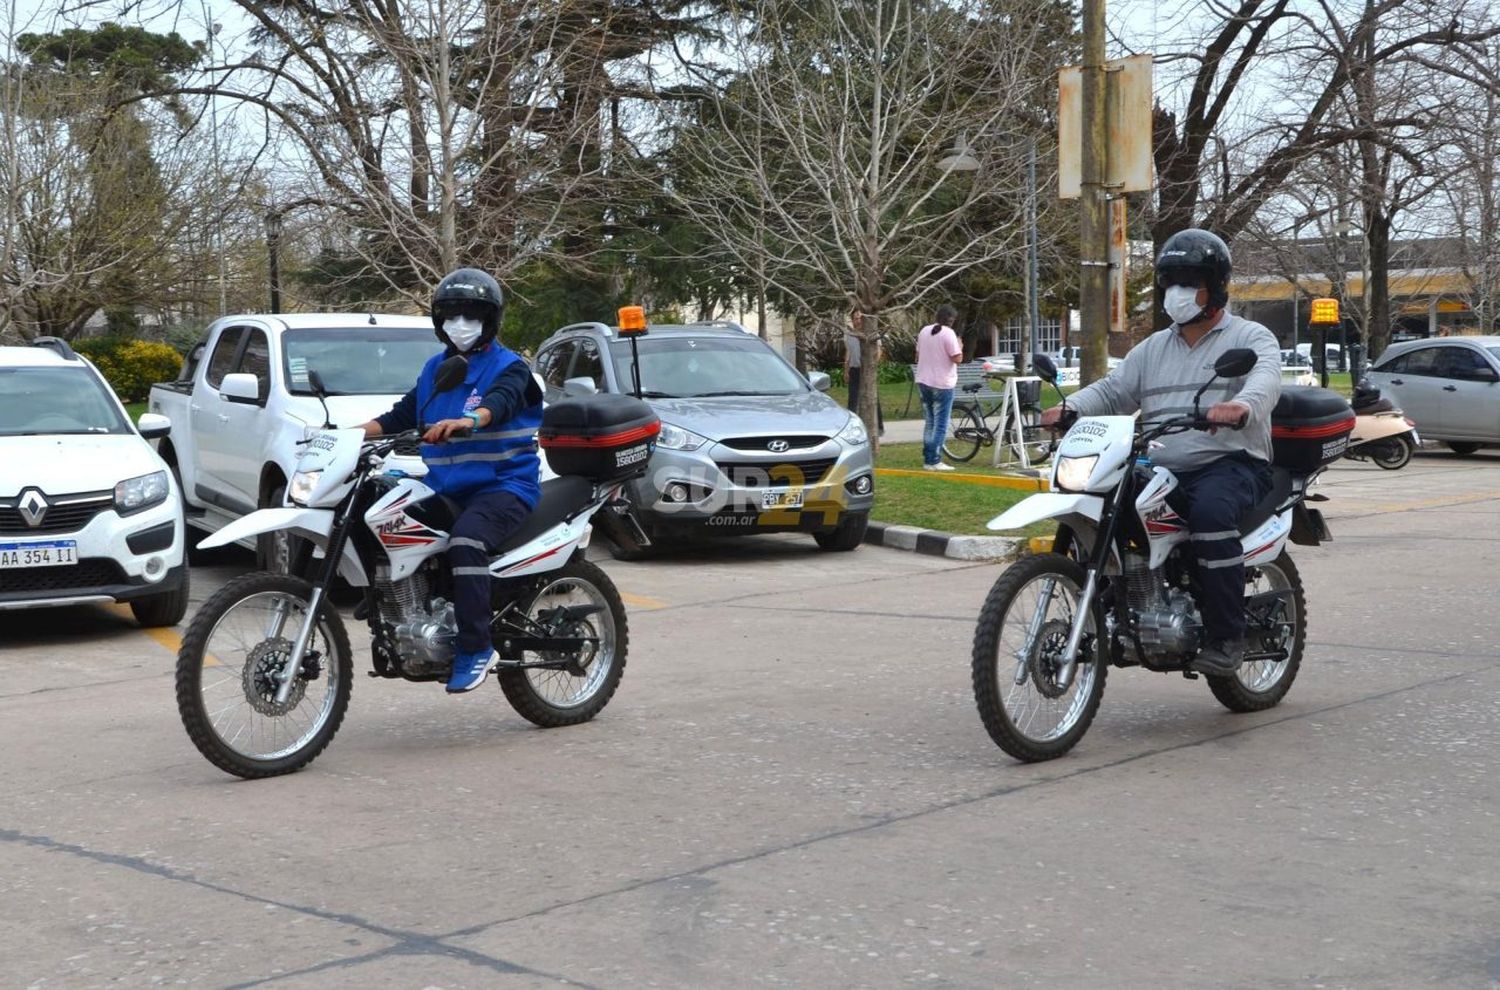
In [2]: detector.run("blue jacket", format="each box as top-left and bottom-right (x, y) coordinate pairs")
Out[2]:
(412, 345), (542, 506)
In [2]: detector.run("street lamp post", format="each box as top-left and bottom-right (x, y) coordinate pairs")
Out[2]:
(938, 133), (1041, 364)
(266, 210), (282, 314)
(207, 19), (226, 316)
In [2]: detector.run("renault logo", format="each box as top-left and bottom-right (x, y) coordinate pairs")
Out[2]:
(17, 489), (48, 528)
(766, 439), (790, 453)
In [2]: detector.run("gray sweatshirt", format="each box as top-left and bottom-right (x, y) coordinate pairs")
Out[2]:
(1064, 312), (1283, 471)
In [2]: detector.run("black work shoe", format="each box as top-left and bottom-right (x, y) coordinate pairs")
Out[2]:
(1191, 638), (1245, 676)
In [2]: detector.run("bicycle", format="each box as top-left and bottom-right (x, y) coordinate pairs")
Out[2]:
(942, 380), (1055, 464)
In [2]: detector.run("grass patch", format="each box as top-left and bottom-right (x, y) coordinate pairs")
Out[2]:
(872, 442), (1053, 538)
(125, 401), (147, 422)
(877, 441), (1036, 477)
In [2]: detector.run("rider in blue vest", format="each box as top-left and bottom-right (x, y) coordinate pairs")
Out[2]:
(359, 268), (543, 692)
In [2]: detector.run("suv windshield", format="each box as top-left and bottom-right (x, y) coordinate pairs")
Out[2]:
(608, 335), (808, 398)
(0, 366), (129, 436)
(283, 328), (444, 395)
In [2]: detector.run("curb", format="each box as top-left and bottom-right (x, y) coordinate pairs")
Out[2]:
(864, 521), (1020, 561)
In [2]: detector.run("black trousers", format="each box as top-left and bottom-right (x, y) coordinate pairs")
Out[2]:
(846, 365), (884, 430)
(446, 490), (530, 653)
(1170, 455), (1273, 643)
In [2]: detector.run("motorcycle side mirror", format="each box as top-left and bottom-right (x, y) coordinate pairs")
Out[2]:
(1214, 348), (1257, 379)
(432, 355), (469, 393)
(1032, 353), (1058, 384)
(306, 368), (334, 428)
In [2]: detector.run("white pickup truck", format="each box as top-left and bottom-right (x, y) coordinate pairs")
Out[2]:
(149, 313), (445, 570)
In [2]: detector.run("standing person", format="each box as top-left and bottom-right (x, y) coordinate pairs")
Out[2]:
(1039, 228), (1282, 675)
(357, 268), (544, 694)
(914, 303), (963, 470)
(844, 306), (885, 436)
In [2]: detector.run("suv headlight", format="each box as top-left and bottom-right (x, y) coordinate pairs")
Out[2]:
(288, 470), (323, 505)
(115, 471), (169, 514)
(837, 415), (868, 446)
(1053, 454), (1098, 493)
(657, 422), (708, 451)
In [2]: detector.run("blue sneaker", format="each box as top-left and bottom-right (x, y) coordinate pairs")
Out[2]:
(446, 649), (495, 694)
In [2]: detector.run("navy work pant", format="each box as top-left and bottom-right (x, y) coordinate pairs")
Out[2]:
(446, 490), (530, 653)
(1170, 455), (1273, 643)
(847, 365), (885, 430)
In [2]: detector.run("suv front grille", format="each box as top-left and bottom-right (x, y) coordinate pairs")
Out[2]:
(0, 558), (126, 595)
(718, 435), (830, 452)
(715, 457), (837, 488)
(0, 493), (114, 534)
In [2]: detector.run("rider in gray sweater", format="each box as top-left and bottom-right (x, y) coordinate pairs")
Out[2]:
(1041, 228), (1282, 675)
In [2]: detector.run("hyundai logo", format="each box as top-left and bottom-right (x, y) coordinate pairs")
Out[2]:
(766, 439), (790, 453)
(17, 489), (48, 528)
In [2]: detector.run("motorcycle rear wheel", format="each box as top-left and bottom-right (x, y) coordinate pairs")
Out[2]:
(175, 573), (352, 779)
(971, 553), (1107, 762)
(1206, 552), (1305, 712)
(1371, 435), (1414, 470)
(498, 558), (628, 727)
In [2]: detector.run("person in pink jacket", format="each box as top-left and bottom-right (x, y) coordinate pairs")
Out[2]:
(913, 304), (963, 469)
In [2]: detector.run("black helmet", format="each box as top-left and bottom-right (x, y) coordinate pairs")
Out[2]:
(431, 267), (504, 349)
(1155, 228), (1232, 311)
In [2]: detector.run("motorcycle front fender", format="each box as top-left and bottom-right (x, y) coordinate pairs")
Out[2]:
(987, 492), (1103, 532)
(196, 507), (369, 586)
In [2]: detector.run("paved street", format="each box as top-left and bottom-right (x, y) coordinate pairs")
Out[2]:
(3, 449), (1499, 988)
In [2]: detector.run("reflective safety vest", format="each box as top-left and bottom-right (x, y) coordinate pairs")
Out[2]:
(416, 344), (541, 507)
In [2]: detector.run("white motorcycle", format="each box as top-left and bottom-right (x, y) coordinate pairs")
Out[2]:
(972, 349), (1354, 762)
(175, 356), (660, 778)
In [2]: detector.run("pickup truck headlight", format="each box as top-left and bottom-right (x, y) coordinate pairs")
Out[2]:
(836, 414), (868, 446)
(657, 422), (707, 451)
(114, 471), (169, 515)
(288, 470), (323, 506)
(1053, 454), (1099, 493)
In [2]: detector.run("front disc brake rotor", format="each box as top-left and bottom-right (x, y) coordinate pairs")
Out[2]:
(242, 637), (307, 716)
(1029, 618), (1073, 699)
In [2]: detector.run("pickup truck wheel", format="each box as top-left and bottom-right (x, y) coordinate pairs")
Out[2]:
(256, 483), (312, 577)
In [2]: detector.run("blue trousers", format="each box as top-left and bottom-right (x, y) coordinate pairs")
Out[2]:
(919, 384), (955, 466)
(1170, 455), (1273, 642)
(446, 490), (530, 653)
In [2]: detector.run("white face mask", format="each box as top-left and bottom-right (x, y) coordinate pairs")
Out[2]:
(1162, 285), (1204, 326)
(443, 316), (484, 352)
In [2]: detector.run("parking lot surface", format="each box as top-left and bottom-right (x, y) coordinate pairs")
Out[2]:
(3, 449), (1499, 988)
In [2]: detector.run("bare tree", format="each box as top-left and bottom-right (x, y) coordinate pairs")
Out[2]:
(663, 0), (1054, 438)
(1435, 41), (1500, 336)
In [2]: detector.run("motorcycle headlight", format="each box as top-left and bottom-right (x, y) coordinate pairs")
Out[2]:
(836, 414), (869, 446)
(1053, 454), (1099, 493)
(114, 470), (169, 515)
(288, 470), (323, 506)
(657, 422), (708, 451)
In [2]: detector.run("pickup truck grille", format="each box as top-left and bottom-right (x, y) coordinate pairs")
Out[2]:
(0, 493), (113, 534)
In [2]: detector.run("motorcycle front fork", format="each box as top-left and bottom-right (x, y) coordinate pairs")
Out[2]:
(1014, 569), (1101, 693)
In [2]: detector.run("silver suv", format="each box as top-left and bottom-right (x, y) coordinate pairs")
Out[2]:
(534, 320), (875, 556)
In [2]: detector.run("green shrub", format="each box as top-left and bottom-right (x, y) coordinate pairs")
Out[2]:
(876, 360), (913, 384)
(75, 337), (184, 402)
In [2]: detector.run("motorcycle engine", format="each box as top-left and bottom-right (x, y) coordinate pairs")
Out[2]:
(1135, 588), (1202, 655)
(392, 598), (458, 671)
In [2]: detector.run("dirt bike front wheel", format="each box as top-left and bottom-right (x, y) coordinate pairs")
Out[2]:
(971, 553), (1107, 762)
(175, 573), (353, 779)
(498, 558), (628, 727)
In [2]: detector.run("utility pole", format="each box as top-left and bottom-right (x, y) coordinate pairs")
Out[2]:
(1078, 0), (1110, 386)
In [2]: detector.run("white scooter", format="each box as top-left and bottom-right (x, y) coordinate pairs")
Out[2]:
(1346, 378), (1419, 470)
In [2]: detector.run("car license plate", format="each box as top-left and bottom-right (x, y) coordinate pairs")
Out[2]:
(0, 540), (79, 569)
(761, 490), (804, 510)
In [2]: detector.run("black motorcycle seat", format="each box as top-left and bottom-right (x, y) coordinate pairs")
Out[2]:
(490, 475), (597, 557)
(1239, 467), (1294, 536)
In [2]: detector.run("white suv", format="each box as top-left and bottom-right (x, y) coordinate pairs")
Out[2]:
(0, 338), (188, 625)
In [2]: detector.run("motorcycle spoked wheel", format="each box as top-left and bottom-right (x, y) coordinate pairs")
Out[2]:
(971, 553), (1107, 762)
(175, 573), (353, 779)
(497, 558), (628, 727)
(1371, 435), (1414, 470)
(1206, 552), (1306, 713)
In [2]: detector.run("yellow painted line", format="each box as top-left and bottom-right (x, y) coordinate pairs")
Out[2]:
(620, 591), (669, 611)
(106, 603), (187, 656)
(1028, 536), (1055, 554)
(875, 467), (1050, 491)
